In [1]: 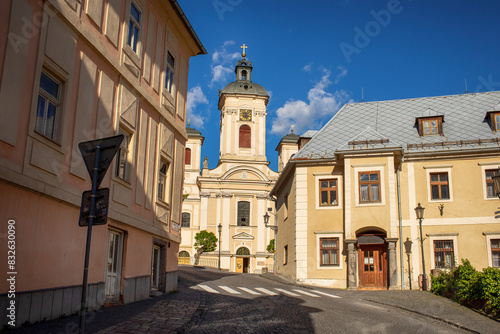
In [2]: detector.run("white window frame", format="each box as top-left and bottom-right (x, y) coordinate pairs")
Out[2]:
(315, 232), (343, 270)
(428, 234), (458, 270)
(480, 164), (500, 200)
(484, 232), (500, 268)
(315, 174), (342, 210)
(353, 165), (385, 207)
(35, 70), (62, 142)
(424, 166), (453, 203)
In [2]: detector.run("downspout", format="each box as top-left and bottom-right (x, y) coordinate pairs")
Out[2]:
(397, 149), (405, 289)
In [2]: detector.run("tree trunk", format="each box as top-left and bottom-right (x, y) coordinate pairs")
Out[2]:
(194, 248), (204, 265)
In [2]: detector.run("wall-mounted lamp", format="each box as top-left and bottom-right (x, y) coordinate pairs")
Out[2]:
(438, 204), (444, 216)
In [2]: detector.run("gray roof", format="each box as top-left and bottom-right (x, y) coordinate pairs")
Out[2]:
(300, 130), (319, 138)
(294, 91), (500, 160)
(220, 81), (269, 97)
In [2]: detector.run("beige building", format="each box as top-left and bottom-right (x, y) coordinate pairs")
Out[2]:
(0, 0), (204, 327)
(271, 91), (500, 290)
(180, 53), (278, 273)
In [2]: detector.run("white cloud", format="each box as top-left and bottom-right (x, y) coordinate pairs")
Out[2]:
(271, 71), (349, 136)
(186, 86), (208, 128)
(335, 66), (348, 84)
(210, 41), (240, 88)
(302, 63), (313, 72)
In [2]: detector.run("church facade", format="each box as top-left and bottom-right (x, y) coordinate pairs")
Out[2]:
(181, 51), (278, 273)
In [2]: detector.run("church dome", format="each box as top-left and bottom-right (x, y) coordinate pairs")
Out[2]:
(220, 81), (269, 97)
(219, 53), (269, 97)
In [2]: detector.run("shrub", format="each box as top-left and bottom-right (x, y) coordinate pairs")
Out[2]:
(431, 259), (500, 317)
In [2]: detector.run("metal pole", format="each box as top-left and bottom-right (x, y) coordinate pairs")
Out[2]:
(419, 218), (427, 291)
(397, 163), (404, 289)
(218, 227), (221, 270)
(79, 145), (100, 334)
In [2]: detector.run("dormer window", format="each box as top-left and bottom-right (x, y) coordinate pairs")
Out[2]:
(487, 111), (500, 132)
(416, 116), (443, 136)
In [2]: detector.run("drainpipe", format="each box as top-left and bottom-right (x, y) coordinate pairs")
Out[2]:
(397, 150), (405, 289)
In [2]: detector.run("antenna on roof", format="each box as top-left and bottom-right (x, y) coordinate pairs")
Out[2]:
(361, 87), (364, 102)
(464, 79), (468, 93)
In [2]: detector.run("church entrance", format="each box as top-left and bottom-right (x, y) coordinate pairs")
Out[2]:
(236, 257), (250, 273)
(357, 234), (387, 290)
(236, 247), (251, 273)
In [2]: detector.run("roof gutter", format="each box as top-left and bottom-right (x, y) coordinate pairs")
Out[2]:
(169, 0), (207, 55)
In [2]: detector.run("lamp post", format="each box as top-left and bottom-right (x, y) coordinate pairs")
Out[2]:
(217, 223), (222, 270)
(263, 211), (278, 274)
(403, 237), (413, 290)
(415, 203), (427, 291)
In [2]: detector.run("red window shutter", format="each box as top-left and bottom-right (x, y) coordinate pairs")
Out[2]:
(239, 125), (251, 148)
(185, 148), (191, 165)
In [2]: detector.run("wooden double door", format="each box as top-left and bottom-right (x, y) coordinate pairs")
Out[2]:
(358, 244), (387, 289)
(236, 257), (250, 273)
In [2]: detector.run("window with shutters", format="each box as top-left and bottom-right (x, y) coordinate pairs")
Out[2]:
(239, 125), (251, 148)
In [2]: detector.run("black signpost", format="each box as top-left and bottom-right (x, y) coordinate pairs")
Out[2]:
(78, 134), (123, 334)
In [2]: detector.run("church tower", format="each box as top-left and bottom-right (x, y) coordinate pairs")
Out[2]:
(218, 45), (270, 164)
(180, 45), (279, 274)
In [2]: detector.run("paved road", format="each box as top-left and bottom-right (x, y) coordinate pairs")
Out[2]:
(180, 266), (470, 334)
(6, 266), (499, 333)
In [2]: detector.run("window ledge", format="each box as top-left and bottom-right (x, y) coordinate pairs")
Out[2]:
(155, 199), (171, 210)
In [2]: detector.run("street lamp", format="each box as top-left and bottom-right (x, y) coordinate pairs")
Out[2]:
(217, 223), (222, 270)
(403, 237), (413, 290)
(415, 203), (427, 291)
(492, 167), (500, 198)
(263, 210), (278, 274)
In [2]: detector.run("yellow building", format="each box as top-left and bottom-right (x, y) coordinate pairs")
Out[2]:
(0, 0), (204, 327)
(180, 52), (277, 273)
(271, 92), (500, 290)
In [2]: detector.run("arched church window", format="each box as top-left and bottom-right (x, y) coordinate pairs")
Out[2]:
(179, 251), (190, 258)
(239, 125), (251, 148)
(237, 201), (250, 226)
(185, 148), (191, 165)
(236, 247), (250, 256)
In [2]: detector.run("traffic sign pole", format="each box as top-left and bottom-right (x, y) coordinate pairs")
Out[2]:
(79, 144), (101, 334)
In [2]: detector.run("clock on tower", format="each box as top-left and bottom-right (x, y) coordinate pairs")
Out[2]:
(239, 109), (252, 121)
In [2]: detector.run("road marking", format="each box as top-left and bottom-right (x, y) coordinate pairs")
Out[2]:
(311, 290), (341, 298)
(219, 285), (241, 294)
(197, 284), (219, 293)
(275, 288), (300, 296)
(292, 289), (320, 297)
(255, 287), (278, 295)
(238, 287), (261, 295)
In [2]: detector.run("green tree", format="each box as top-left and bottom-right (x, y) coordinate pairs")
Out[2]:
(193, 230), (218, 265)
(267, 239), (275, 253)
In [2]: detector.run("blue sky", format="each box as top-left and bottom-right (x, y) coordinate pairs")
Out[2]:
(178, 0), (500, 171)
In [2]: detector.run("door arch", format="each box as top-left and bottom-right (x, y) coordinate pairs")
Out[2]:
(235, 247), (250, 273)
(356, 229), (387, 290)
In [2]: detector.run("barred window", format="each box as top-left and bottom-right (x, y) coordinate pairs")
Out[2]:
(181, 212), (190, 228)
(434, 240), (455, 269)
(491, 239), (500, 268)
(320, 238), (339, 266)
(237, 201), (250, 226)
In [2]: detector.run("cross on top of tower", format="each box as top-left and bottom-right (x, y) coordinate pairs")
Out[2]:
(241, 44), (247, 58)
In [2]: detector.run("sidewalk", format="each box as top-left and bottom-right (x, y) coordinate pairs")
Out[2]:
(261, 272), (500, 334)
(5, 279), (204, 334)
